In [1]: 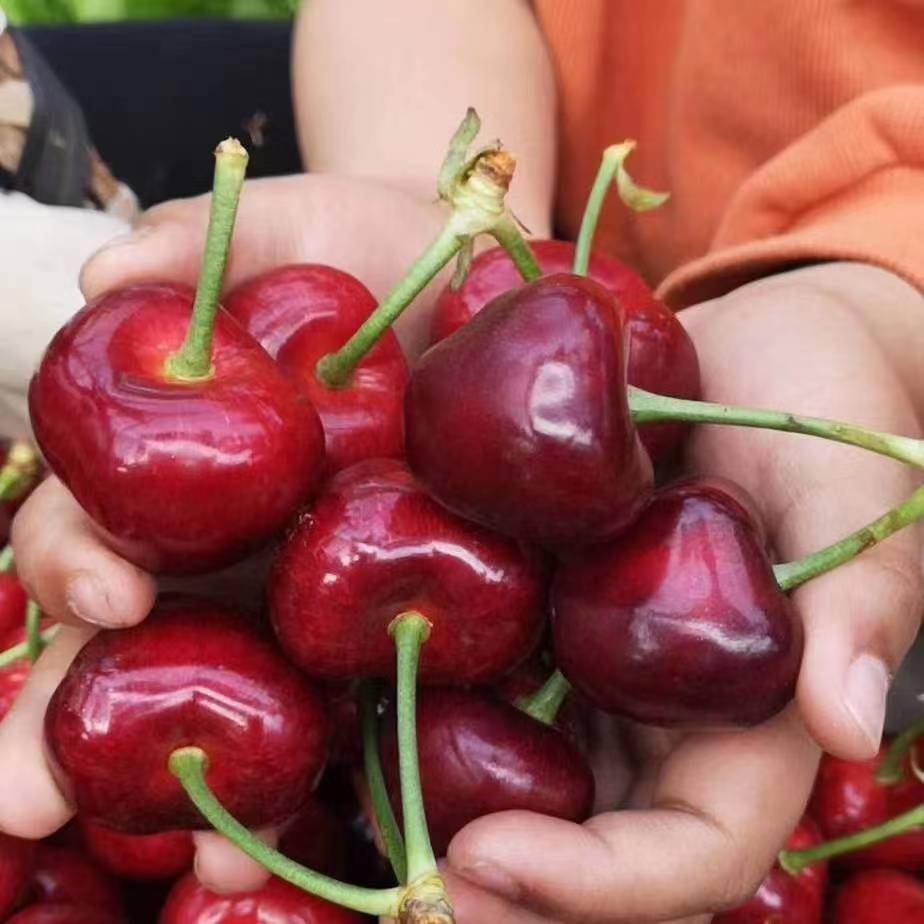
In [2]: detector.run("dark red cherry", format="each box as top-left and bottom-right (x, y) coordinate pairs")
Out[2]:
(270, 458), (545, 683)
(28, 845), (122, 916)
(553, 477), (802, 726)
(320, 684), (362, 768)
(0, 623), (37, 721)
(430, 240), (700, 461)
(225, 265), (408, 475)
(712, 817), (826, 924)
(7, 906), (122, 924)
(379, 686), (595, 856)
(0, 573), (27, 641)
(159, 874), (363, 923)
(832, 869), (924, 923)
(810, 744), (924, 871)
(78, 820), (194, 882)
(407, 274), (653, 545)
(277, 800), (348, 880)
(0, 833), (36, 919)
(29, 284), (325, 574)
(45, 598), (329, 834)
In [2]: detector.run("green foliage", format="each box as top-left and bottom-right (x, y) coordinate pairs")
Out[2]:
(4, 0), (295, 26)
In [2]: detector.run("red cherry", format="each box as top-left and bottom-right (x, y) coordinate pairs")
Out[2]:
(277, 800), (348, 880)
(379, 686), (595, 856)
(407, 274), (653, 545)
(553, 477), (802, 726)
(0, 622), (38, 721)
(270, 458), (545, 683)
(225, 265), (408, 475)
(28, 845), (122, 916)
(712, 817), (826, 923)
(832, 869), (924, 923)
(7, 906), (122, 924)
(0, 573), (27, 641)
(78, 820), (194, 882)
(320, 684), (363, 768)
(29, 284), (325, 574)
(810, 744), (924, 870)
(159, 873), (363, 923)
(0, 833), (36, 919)
(45, 598), (329, 834)
(430, 240), (700, 461)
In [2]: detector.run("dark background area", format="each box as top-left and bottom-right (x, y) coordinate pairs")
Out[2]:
(24, 19), (302, 206)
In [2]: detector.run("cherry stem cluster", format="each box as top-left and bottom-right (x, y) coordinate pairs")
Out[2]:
(165, 138), (248, 382)
(0, 440), (38, 504)
(24, 601), (44, 664)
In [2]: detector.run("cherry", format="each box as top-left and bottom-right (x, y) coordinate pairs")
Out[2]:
(809, 744), (924, 871)
(29, 283), (325, 574)
(78, 820), (194, 882)
(7, 906), (122, 924)
(553, 477), (802, 726)
(277, 800), (348, 880)
(225, 265), (408, 475)
(832, 870), (924, 923)
(0, 572), (27, 640)
(28, 845), (122, 916)
(406, 274), (653, 545)
(0, 833), (36, 919)
(270, 458), (546, 683)
(712, 817), (826, 924)
(321, 684), (363, 768)
(0, 621), (39, 721)
(430, 240), (700, 461)
(159, 874), (363, 923)
(45, 597), (329, 834)
(379, 686), (595, 856)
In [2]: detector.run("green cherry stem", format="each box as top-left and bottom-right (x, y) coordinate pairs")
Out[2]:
(165, 138), (248, 382)
(780, 803), (924, 875)
(24, 601), (44, 664)
(168, 747), (402, 917)
(518, 669), (572, 726)
(876, 715), (924, 786)
(0, 625), (58, 670)
(774, 484), (924, 592)
(359, 679), (407, 884)
(491, 215), (542, 282)
(573, 141), (669, 277)
(389, 612), (454, 924)
(629, 387), (924, 470)
(0, 440), (39, 504)
(0, 546), (13, 573)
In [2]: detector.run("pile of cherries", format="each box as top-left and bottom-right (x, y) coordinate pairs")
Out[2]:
(0, 115), (922, 922)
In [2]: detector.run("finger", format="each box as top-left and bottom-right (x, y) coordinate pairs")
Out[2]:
(0, 625), (93, 838)
(192, 828), (277, 895)
(440, 869), (552, 924)
(12, 478), (156, 629)
(448, 707), (818, 923)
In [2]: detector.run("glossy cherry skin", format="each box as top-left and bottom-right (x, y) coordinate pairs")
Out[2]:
(553, 477), (802, 726)
(8, 906), (122, 924)
(29, 283), (325, 575)
(0, 833), (36, 919)
(45, 598), (330, 834)
(270, 458), (546, 683)
(78, 820), (194, 882)
(0, 573), (27, 641)
(28, 846), (122, 916)
(810, 744), (924, 870)
(225, 265), (409, 476)
(431, 240), (701, 462)
(832, 870), (924, 923)
(379, 686), (595, 856)
(407, 274), (653, 545)
(712, 817), (826, 924)
(159, 874), (362, 924)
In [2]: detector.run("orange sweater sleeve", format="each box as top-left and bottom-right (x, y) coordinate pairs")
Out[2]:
(533, 1), (924, 310)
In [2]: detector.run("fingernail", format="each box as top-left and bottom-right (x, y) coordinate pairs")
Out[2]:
(457, 862), (521, 902)
(844, 654), (890, 751)
(65, 572), (114, 627)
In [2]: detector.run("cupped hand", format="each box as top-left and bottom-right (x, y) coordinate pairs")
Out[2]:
(0, 172), (446, 892)
(444, 263), (924, 923)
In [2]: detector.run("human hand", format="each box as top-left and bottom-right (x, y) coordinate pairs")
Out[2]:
(442, 263), (924, 923)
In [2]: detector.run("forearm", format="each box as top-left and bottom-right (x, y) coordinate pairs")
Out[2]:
(292, 0), (556, 234)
